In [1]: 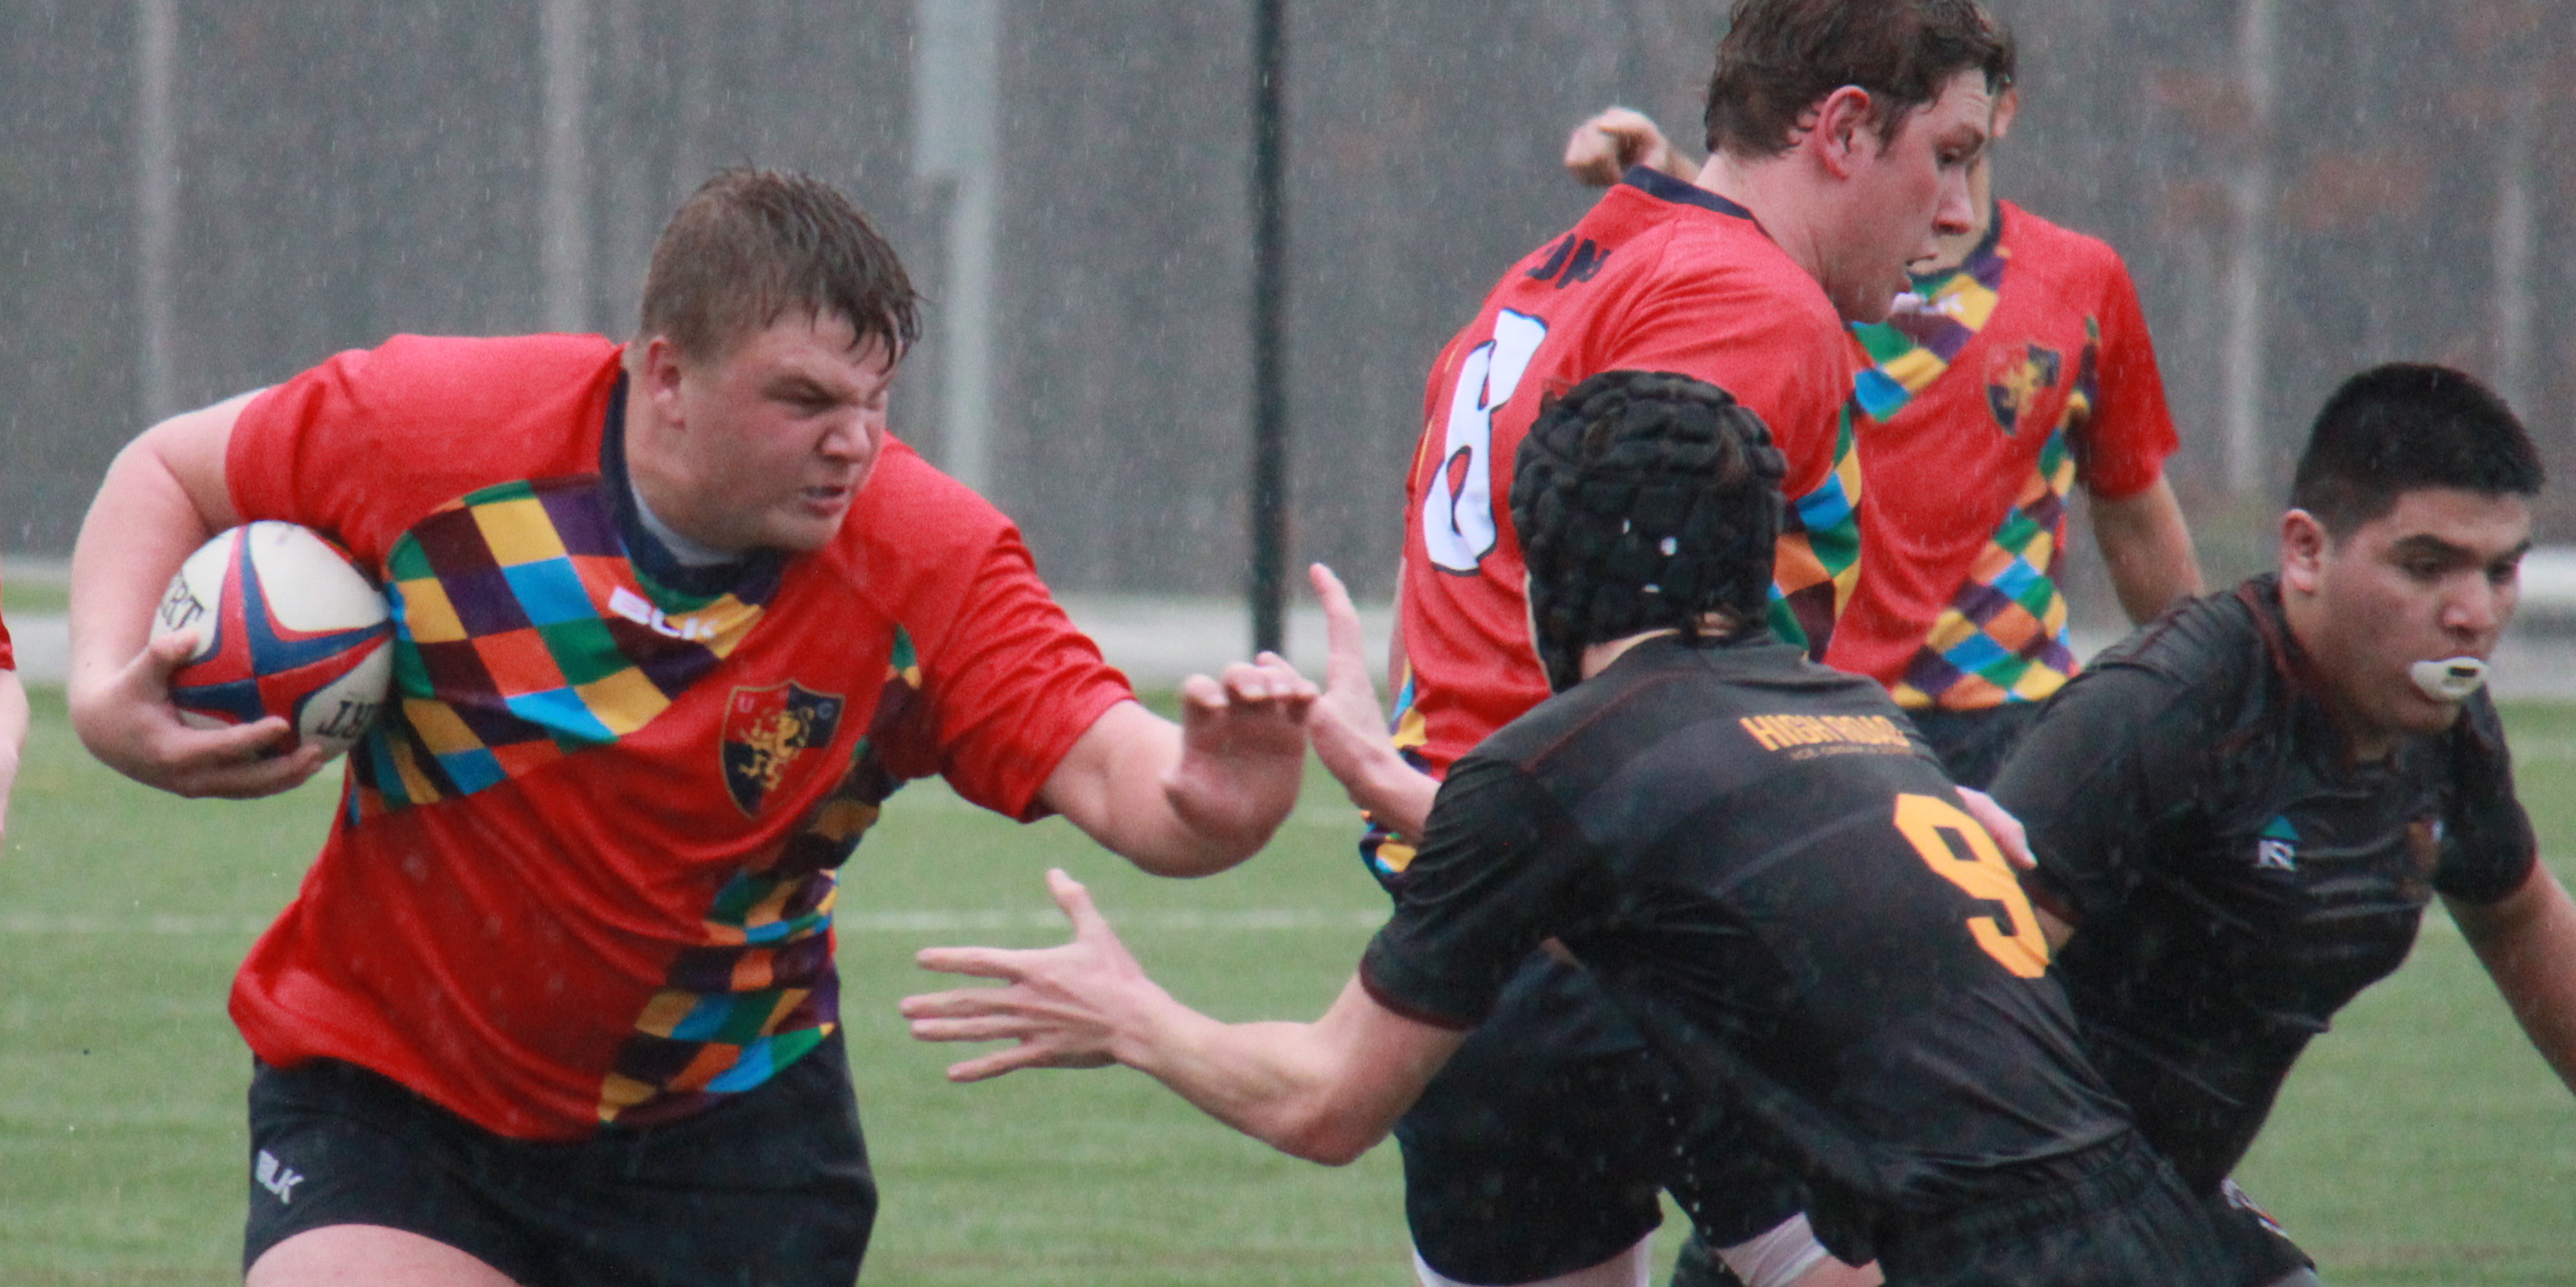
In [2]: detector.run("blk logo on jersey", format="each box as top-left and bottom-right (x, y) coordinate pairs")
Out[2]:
(722, 682), (845, 815)
(2254, 816), (2300, 871)
(1985, 343), (2063, 435)
(1525, 233), (1609, 289)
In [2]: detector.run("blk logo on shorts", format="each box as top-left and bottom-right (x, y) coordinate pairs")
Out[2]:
(255, 1149), (305, 1205)
(723, 681), (845, 815)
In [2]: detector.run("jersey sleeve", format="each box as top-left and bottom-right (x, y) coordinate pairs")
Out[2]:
(1359, 754), (1604, 1029)
(228, 346), (408, 556)
(2434, 691), (2540, 905)
(2074, 257), (2179, 501)
(918, 529), (1135, 823)
(1991, 654), (2212, 926)
(0, 605), (14, 671)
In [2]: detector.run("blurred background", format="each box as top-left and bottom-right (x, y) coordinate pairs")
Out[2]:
(4, 0), (2571, 644)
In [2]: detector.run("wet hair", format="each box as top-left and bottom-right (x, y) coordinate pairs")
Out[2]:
(2289, 363), (2544, 539)
(1703, 0), (2016, 159)
(1509, 371), (1788, 693)
(637, 168), (923, 363)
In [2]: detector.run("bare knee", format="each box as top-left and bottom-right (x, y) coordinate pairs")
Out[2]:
(246, 1224), (521, 1287)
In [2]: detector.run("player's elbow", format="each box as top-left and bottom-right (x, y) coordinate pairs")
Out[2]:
(1265, 1099), (1389, 1166)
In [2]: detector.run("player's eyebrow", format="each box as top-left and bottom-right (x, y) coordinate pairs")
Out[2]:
(2388, 534), (2530, 563)
(765, 371), (854, 404)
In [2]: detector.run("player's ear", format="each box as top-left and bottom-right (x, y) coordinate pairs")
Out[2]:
(2279, 509), (2330, 594)
(1810, 86), (1876, 178)
(637, 336), (688, 415)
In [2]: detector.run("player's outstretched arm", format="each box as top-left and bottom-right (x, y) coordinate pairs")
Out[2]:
(1564, 107), (1699, 188)
(68, 393), (324, 799)
(2090, 476), (2204, 623)
(2450, 864), (2576, 1099)
(1038, 658), (1317, 878)
(1305, 564), (1438, 839)
(905, 869), (1464, 1164)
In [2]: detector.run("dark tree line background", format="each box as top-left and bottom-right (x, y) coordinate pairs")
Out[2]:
(4, 0), (2570, 621)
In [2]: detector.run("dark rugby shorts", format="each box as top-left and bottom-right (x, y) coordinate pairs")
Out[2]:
(1872, 1135), (2233, 1287)
(244, 1032), (874, 1287)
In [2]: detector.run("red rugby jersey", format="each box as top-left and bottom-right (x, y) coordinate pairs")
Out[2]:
(1831, 203), (2178, 711)
(225, 335), (1131, 1139)
(1389, 170), (1860, 834)
(0, 571), (14, 671)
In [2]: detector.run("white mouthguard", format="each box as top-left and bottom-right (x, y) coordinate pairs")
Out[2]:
(2409, 657), (2488, 702)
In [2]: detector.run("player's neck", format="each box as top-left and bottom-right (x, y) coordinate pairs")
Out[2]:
(621, 395), (752, 560)
(1575, 614), (1743, 682)
(2279, 590), (2402, 761)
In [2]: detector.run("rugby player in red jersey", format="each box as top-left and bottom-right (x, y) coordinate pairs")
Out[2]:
(66, 170), (1317, 1287)
(1565, 70), (2202, 790)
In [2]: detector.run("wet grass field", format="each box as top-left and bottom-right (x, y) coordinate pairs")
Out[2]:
(2, 686), (2571, 1285)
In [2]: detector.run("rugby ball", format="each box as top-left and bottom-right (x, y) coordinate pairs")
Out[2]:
(153, 521), (394, 757)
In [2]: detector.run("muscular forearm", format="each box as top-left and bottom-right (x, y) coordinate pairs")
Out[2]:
(1043, 695), (1304, 879)
(1121, 999), (1379, 1164)
(2088, 479), (2202, 624)
(1121, 976), (1458, 1165)
(2452, 867), (2576, 1097)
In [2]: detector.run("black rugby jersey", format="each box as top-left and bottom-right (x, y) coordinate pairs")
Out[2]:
(1992, 575), (2537, 1194)
(1360, 634), (2137, 1260)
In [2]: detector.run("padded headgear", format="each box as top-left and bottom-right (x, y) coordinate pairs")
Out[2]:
(1509, 370), (1787, 692)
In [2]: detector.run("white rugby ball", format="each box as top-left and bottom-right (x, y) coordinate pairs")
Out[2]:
(153, 521), (394, 758)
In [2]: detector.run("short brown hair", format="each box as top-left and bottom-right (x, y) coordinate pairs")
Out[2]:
(1703, 0), (2015, 159)
(637, 168), (922, 362)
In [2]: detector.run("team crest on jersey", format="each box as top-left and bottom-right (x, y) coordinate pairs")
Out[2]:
(1985, 343), (2063, 435)
(721, 682), (845, 815)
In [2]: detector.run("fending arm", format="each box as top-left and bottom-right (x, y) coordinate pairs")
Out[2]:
(903, 869), (1465, 1164)
(1035, 658), (1317, 878)
(2449, 864), (2576, 1099)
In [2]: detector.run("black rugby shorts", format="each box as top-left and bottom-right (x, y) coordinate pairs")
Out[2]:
(243, 1032), (873, 1287)
(1393, 953), (1800, 1285)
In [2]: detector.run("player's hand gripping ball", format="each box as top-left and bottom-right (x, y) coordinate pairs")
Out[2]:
(152, 521), (394, 759)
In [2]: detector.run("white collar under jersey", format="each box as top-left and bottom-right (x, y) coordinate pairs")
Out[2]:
(629, 477), (742, 569)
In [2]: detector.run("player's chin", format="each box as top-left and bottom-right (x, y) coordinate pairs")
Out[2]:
(764, 503), (852, 552)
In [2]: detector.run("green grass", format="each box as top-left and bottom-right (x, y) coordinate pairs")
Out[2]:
(2, 688), (2572, 1284)
(2, 568), (68, 618)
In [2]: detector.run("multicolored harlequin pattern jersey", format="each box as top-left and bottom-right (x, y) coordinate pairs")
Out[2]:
(1828, 203), (2178, 712)
(1379, 167), (1864, 888)
(224, 335), (1131, 1140)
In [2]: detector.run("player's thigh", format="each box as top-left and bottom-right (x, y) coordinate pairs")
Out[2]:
(249, 1225), (524, 1287)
